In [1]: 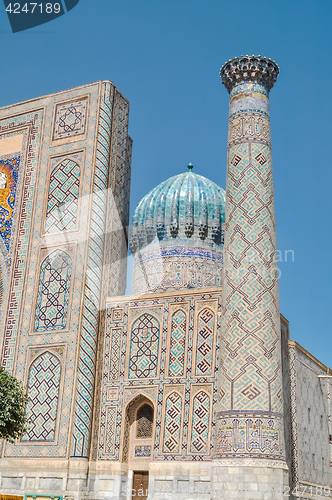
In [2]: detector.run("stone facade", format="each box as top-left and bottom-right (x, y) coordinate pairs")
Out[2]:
(0, 81), (132, 498)
(288, 341), (332, 491)
(0, 61), (331, 500)
(213, 56), (287, 498)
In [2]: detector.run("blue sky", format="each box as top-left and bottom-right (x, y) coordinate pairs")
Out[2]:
(1, 0), (331, 366)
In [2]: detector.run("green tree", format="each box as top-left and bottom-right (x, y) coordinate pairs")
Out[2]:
(0, 366), (28, 442)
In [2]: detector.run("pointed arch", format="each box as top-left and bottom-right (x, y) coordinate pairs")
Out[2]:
(122, 394), (155, 463)
(22, 351), (61, 442)
(45, 157), (80, 234)
(34, 249), (72, 332)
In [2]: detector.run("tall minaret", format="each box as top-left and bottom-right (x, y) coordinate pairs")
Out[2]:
(213, 56), (289, 494)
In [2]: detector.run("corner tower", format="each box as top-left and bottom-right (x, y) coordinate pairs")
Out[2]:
(214, 56), (289, 494)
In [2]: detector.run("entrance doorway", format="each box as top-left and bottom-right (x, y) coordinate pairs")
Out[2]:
(132, 471), (149, 500)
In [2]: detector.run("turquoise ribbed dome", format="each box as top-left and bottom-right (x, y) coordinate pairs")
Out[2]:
(129, 169), (226, 255)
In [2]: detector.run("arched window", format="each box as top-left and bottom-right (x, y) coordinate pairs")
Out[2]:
(34, 249), (72, 332)
(136, 404), (154, 438)
(22, 351), (61, 442)
(122, 396), (155, 463)
(45, 158), (80, 233)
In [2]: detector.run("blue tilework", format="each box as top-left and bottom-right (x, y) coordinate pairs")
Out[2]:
(190, 391), (210, 454)
(168, 310), (186, 377)
(129, 313), (160, 379)
(0, 115), (43, 373)
(0, 155), (20, 253)
(70, 84), (113, 458)
(0, 82), (131, 460)
(162, 392), (182, 454)
(22, 351), (60, 442)
(195, 309), (215, 377)
(109, 328), (122, 380)
(216, 62), (284, 460)
(45, 158), (80, 233)
(34, 250), (72, 332)
(70, 84), (131, 458)
(129, 171), (225, 255)
(95, 293), (220, 462)
(104, 406), (117, 455)
(53, 98), (88, 141)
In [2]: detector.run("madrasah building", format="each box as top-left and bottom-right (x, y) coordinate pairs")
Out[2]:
(0, 56), (331, 500)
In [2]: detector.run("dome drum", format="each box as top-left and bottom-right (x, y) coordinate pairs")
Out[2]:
(129, 167), (226, 294)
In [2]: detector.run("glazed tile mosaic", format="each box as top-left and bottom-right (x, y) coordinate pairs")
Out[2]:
(0, 80), (132, 462)
(215, 56), (285, 461)
(0, 59), (331, 499)
(45, 155), (81, 233)
(52, 98), (88, 141)
(130, 169), (225, 294)
(33, 249), (72, 332)
(22, 351), (61, 441)
(94, 291), (219, 463)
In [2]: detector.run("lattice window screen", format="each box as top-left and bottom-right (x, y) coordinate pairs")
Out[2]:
(136, 404), (153, 438)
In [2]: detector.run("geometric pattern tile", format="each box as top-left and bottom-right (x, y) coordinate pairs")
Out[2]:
(109, 328), (121, 380)
(241, 383), (261, 401)
(190, 391), (210, 454)
(96, 292), (221, 463)
(104, 406), (117, 455)
(195, 308), (214, 377)
(22, 351), (61, 442)
(216, 70), (284, 460)
(45, 158), (80, 233)
(129, 313), (160, 379)
(71, 85), (131, 458)
(53, 98), (88, 141)
(132, 249), (223, 295)
(168, 310), (186, 378)
(70, 86), (113, 459)
(34, 249), (72, 332)
(162, 392), (182, 454)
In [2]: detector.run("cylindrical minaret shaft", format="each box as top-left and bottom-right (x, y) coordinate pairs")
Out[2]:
(214, 56), (287, 484)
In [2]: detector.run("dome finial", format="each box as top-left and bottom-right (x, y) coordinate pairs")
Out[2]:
(187, 163), (193, 171)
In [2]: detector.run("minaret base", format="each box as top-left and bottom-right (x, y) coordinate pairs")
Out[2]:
(212, 460), (289, 499)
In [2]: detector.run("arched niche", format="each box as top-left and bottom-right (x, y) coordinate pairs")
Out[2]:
(122, 395), (155, 464)
(45, 157), (80, 234)
(22, 350), (61, 442)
